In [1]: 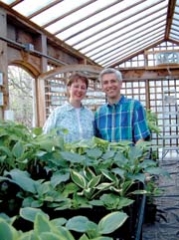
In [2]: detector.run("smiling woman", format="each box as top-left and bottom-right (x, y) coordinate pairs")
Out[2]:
(43, 73), (94, 142)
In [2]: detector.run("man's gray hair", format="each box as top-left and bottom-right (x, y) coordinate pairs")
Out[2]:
(99, 68), (123, 82)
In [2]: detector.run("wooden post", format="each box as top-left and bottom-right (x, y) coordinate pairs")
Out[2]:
(36, 34), (47, 127)
(0, 7), (8, 120)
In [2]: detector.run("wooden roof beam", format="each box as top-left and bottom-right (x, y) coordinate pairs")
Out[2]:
(165, 0), (176, 39)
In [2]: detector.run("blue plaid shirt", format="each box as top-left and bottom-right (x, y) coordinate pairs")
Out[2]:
(94, 95), (150, 143)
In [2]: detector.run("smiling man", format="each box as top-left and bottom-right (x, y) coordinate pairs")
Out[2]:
(94, 68), (150, 144)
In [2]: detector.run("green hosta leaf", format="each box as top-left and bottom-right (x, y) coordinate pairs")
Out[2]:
(63, 182), (79, 196)
(32, 126), (43, 135)
(60, 151), (85, 163)
(89, 199), (104, 206)
(127, 173), (146, 183)
(132, 189), (147, 195)
(34, 214), (75, 240)
(0, 213), (13, 223)
(98, 211), (128, 234)
(36, 181), (52, 195)
(87, 175), (101, 188)
(86, 148), (103, 159)
(79, 234), (90, 240)
(139, 160), (157, 169)
(72, 194), (90, 208)
(95, 182), (113, 190)
(51, 225), (75, 240)
(121, 180), (134, 195)
(36, 139), (56, 152)
(66, 216), (97, 233)
(8, 169), (38, 193)
(39, 232), (67, 240)
(0, 218), (19, 240)
(100, 169), (116, 182)
(30, 199), (43, 208)
(128, 146), (143, 162)
(35, 150), (47, 157)
(51, 170), (70, 188)
(53, 199), (72, 210)
(51, 218), (67, 228)
(100, 194), (119, 209)
(22, 197), (38, 207)
(112, 168), (125, 179)
(18, 231), (36, 240)
(12, 141), (25, 158)
(0, 146), (13, 157)
(109, 186), (122, 193)
(145, 167), (171, 178)
(34, 213), (52, 234)
(100, 194), (133, 210)
(20, 207), (49, 222)
(117, 197), (134, 208)
(102, 150), (115, 160)
(71, 170), (86, 188)
(83, 168), (96, 181)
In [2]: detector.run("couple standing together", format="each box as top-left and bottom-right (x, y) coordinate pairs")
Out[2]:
(43, 68), (150, 144)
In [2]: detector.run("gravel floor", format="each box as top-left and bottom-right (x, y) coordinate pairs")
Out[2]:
(143, 158), (179, 240)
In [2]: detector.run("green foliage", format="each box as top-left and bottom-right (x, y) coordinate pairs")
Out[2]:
(0, 121), (170, 237)
(0, 210), (127, 239)
(146, 109), (161, 134)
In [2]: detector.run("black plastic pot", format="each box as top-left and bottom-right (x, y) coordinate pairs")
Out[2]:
(43, 194), (146, 240)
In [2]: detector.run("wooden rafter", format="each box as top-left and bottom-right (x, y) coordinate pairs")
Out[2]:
(165, 0), (176, 39)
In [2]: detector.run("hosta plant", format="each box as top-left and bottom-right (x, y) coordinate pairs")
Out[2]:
(0, 121), (170, 237)
(0, 208), (128, 240)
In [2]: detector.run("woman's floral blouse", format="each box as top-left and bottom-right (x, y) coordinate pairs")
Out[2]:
(43, 102), (94, 143)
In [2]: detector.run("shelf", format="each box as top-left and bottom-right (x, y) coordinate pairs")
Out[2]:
(162, 124), (179, 127)
(162, 135), (179, 139)
(161, 146), (179, 150)
(162, 111), (179, 115)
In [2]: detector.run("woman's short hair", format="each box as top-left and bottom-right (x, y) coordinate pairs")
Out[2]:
(99, 68), (123, 82)
(67, 73), (89, 88)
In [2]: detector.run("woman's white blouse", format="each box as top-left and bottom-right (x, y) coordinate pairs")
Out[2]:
(43, 102), (94, 143)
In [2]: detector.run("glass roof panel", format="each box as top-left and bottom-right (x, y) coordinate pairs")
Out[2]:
(13, 0), (55, 16)
(31, 0), (93, 26)
(173, 13), (179, 21)
(45, 0), (119, 34)
(55, 0), (167, 43)
(53, 0), (151, 39)
(89, 26), (165, 60)
(73, 12), (166, 53)
(0, 0), (173, 67)
(175, 6), (179, 12)
(95, 32), (164, 64)
(102, 37), (164, 67)
(70, 2), (167, 49)
(1, 0), (16, 4)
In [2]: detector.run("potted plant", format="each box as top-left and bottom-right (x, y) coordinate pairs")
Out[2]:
(0, 121), (170, 239)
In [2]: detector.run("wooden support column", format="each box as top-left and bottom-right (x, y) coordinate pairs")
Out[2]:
(36, 34), (47, 127)
(0, 7), (8, 120)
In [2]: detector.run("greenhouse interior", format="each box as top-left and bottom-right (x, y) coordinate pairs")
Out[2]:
(0, 1), (179, 240)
